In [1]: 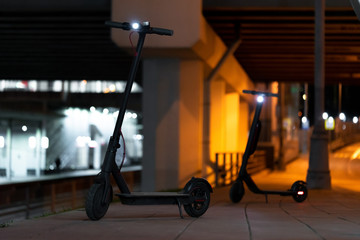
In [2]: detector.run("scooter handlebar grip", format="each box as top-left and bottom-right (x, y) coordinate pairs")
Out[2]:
(150, 27), (173, 36)
(105, 21), (131, 30)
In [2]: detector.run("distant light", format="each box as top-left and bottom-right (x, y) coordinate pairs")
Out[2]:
(301, 116), (309, 129)
(109, 84), (116, 92)
(41, 137), (49, 149)
(64, 108), (72, 116)
(131, 113), (137, 119)
(22, 125), (28, 132)
(302, 94), (307, 101)
(88, 140), (98, 148)
(297, 191), (304, 196)
(133, 134), (143, 140)
(322, 112), (328, 120)
(81, 79), (87, 85)
(301, 116), (308, 124)
(0, 136), (4, 148)
(132, 22), (140, 30)
(125, 112), (132, 119)
(16, 81), (26, 89)
(353, 116), (359, 124)
(103, 108), (109, 115)
(90, 106), (96, 112)
(325, 116), (335, 131)
(28, 136), (36, 149)
(339, 112), (346, 121)
(113, 111), (119, 118)
(257, 95), (264, 103)
(76, 136), (91, 147)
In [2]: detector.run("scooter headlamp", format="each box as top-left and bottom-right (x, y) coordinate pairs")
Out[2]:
(256, 95), (264, 103)
(131, 22), (140, 30)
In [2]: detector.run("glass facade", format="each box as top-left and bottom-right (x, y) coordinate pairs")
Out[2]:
(0, 107), (143, 181)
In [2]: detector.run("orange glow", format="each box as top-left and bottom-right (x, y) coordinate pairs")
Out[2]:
(271, 81), (279, 94)
(351, 148), (360, 159)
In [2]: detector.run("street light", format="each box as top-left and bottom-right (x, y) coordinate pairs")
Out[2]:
(322, 112), (328, 120)
(339, 112), (346, 122)
(353, 116), (359, 124)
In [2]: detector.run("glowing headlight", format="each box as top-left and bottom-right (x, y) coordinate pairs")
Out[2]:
(131, 22), (140, 30)
(257, 95), (264, 103)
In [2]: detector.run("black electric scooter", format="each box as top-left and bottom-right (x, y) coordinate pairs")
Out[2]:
(85, 21), (212, 221)
(229, 90), (307, 203)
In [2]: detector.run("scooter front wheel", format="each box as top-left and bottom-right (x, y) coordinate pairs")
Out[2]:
(291, 181), (307, 203)
(183, 181), (211, 217)
(85, 183), (113, 220)
(230, 180), (245, 203)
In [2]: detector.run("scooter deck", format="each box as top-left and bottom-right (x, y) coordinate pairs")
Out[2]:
(116, 192), (192, 205)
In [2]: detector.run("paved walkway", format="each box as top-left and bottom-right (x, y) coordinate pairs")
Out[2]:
(2, 155), (360, 240)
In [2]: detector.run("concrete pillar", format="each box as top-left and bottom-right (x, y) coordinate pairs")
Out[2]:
(142, 59), (203, 191)
(307, 0), (331, 189)
(203, 78), (226, 185)
(225, 93), (240, 152)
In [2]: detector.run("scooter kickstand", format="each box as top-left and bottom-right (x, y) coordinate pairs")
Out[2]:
(177, 199), (184, 219)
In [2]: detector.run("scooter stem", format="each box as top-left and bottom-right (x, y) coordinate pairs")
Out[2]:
(239, 100), (263, 175)
(101, 31), (147, 193)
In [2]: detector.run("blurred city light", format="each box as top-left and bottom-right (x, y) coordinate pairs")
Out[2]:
(301, 116), (308, 124)
(0, 136), (4, 148)
(339, 112), (346, 121)
(301, 116), (309, 129)
(134, 134), (143, 140)
(325, 116), (335, 130)
(302, 94), (307, 101)
(353, 116), (359, 124)
(322, 112), (328, 120)
(88, 140), (98, 148)
(28, 136), (36, 149)
(41, 137), (49, 149)
(22, 125), (27, 132)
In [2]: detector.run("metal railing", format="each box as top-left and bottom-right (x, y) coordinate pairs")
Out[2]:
(215, 152), (240, 187)
(0, 167), (140, 224)
(214, 149), (271, 187)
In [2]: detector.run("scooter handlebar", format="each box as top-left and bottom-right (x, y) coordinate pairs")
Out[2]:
(105, 21), (173, 36)
(105, 21), (131, 30)
(150, 27), (173, 36)
(243, 90), (279, 98)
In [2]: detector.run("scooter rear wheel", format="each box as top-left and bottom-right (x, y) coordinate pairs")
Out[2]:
(291, 181), (307, 203)
(85, 183), (113, 220)
(183, 181), (211, 217)
(230, 180), (245, 203)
